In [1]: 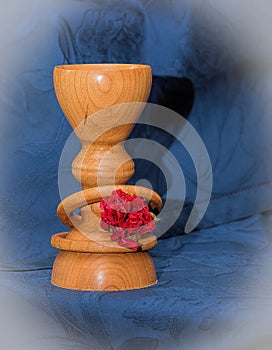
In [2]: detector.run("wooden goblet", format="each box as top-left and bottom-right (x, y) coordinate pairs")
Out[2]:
(51, 64), (162, 291)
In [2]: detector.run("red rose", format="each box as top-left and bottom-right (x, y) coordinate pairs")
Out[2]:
(110, 227), (139, 251)
(99, 189), (157, 250)
(100, 189), (146, 214)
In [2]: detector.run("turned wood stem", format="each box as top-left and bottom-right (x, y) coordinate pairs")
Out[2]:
(72, 142), (135, 189)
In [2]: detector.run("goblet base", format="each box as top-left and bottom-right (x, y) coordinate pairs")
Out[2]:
(51, 233), (157, 291)
(51, 250), (157, 291)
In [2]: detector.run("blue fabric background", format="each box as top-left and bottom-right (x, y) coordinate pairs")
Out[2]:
(0, 1), (272, 349)
(0, 0), (272, 269)
(1, 214), (272, 350)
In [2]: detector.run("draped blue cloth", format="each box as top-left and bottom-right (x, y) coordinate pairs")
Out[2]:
(0, 1), (272, 349)
(0, 214), (271, 350)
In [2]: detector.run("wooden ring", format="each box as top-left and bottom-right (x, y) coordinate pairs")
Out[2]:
(57, 185), (162, 228)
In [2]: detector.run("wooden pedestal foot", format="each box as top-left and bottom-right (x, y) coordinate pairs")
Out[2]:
(51, 250), (157, 291)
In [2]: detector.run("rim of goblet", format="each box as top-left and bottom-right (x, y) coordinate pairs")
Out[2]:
(54, 63), (151, 72)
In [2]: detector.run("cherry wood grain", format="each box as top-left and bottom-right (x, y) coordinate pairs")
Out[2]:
(51, 64), (161, 291)
(51, 251), (157, 291)
(53, 64), (152, 129)
(54, 64), (152, 189)
(51, 232), (157, 253)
